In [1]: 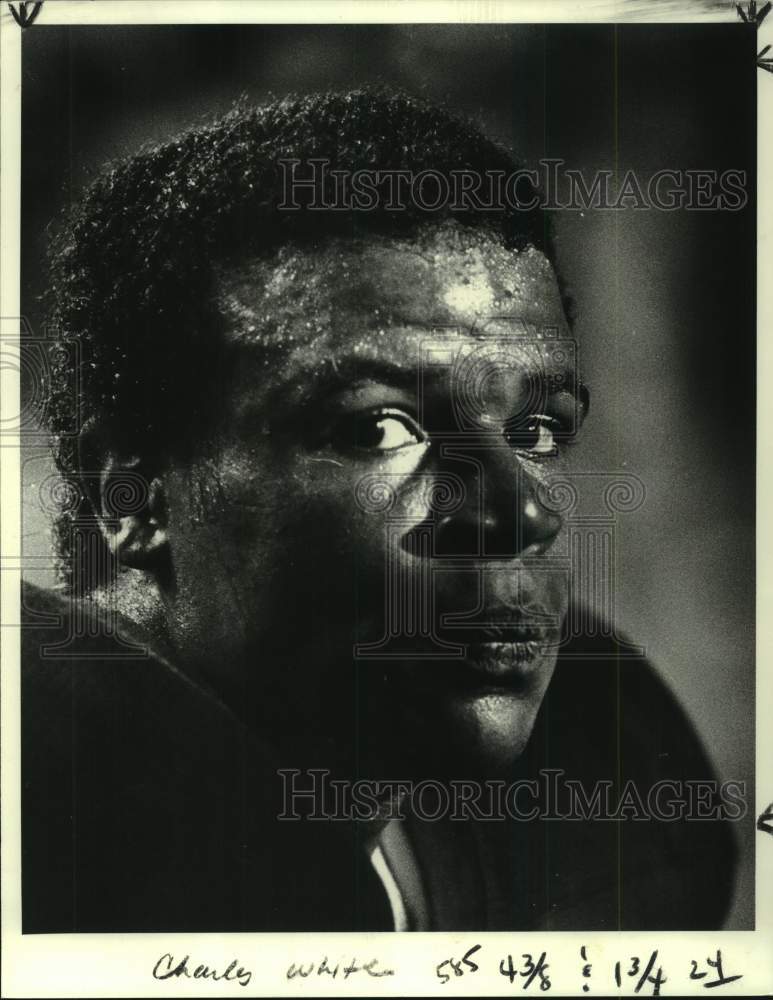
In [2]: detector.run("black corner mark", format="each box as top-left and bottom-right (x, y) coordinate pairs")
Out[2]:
(758, 44), (773, 73)
(757, 801), (773, 834)
(736, 3), (773, 74)
(7, 1), (43, 28)
(737, 1), (772, 25)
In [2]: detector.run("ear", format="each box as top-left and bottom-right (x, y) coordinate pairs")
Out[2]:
(96, 453), (169, 569)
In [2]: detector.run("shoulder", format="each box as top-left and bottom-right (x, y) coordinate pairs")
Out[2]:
(21, 581), (241, 770)
(527, 611), (740, 929)
(20, 582), (389, 932)
(545, 615), (715, 777)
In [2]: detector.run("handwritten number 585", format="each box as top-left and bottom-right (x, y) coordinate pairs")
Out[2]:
(436, 944), (482, 985)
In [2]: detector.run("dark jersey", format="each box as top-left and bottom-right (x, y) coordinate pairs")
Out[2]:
(20, 582), (738, 932)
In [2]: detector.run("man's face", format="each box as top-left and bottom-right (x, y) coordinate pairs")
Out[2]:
(157, 220), (584, 778)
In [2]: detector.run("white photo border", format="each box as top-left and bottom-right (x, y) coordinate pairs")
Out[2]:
(1, 1), (771, 996)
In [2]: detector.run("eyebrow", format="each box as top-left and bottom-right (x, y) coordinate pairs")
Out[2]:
(234, 342), (580, 418)
(221, 354), (424, 426)
(315, 357), (421, 391)
(264, 356), (426, 410)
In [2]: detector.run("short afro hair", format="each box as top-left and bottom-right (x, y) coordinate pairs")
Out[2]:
(43, 88), (567, 591)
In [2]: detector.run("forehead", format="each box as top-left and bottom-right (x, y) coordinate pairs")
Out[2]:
(215, 222), (569, 371)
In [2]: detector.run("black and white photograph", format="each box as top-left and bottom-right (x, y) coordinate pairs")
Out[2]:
(2, 1), (771, 996)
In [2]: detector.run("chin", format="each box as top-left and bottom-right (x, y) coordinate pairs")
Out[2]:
(376, 689), (540, 783)
(443, 690), (541, 777)
(377, 648), (556, 780)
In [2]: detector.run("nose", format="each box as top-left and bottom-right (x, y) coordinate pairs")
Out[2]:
(431, 448), (563, 559)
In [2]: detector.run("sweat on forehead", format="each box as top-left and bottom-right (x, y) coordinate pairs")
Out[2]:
(215, 221), (566, 356)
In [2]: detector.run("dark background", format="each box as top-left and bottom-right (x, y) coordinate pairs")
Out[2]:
(20, 23), (756, 927)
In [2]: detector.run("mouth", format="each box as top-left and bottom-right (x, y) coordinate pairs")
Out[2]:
(402, 616), (559, 694)
(455, 629), (551, 688)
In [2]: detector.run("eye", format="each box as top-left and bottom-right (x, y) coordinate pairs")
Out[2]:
(503, 414), (560, 457)
(332, 408), (428, 454)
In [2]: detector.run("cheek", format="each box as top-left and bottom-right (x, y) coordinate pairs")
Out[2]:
(189, 456), (394, 618)
(545, 560), (571, 608)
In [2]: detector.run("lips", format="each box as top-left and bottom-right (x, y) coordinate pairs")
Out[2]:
(419, 613), (559, 691)
(443, 621), (552, 645)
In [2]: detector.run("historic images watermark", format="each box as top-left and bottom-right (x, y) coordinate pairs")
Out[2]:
(278, 768), (748, 823)
(279, 159), (749, 213)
